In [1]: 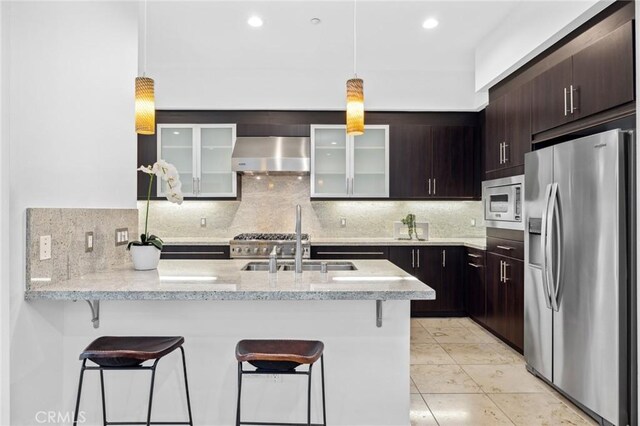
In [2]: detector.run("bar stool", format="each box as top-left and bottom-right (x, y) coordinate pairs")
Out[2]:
(73, 336), (193, 426)
(235, 339), (326, 426)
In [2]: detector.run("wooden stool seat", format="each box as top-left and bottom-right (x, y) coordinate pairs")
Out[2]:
(235, 339), (324, 367)
(80, 336), (185, 367)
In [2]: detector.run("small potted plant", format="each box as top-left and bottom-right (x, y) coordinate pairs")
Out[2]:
(128, 159), (183, 270)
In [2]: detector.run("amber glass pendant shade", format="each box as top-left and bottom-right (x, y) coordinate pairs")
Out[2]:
(135, 76), (155, 135)
(346, 78), (364, 136)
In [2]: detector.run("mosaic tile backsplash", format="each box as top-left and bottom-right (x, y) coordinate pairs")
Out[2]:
(140, 175), (485, 239)
(26, 208), (138, 288)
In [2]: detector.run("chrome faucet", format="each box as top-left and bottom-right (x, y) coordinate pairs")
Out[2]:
(295, 204), (302, 274)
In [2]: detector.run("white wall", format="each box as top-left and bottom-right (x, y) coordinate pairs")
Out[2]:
(474, 0), (612, 92)
(5, 1), (137, 424)
(0, 1), (9, 424)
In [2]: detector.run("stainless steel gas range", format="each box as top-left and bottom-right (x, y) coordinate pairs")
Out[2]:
(229, 233), (311, 259)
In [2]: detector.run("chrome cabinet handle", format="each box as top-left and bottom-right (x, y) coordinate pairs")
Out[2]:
(503, 261), (509, 282)
(467, 253), (481, 258)
(563, 87), (568, 116)
(570, 84), (577, 114)
(197, 177), (201, 195)
(468, 263), (482, 268)
(499, 260), (504, 283)
(442, 250), (446, 268)
(411, 249), (415, 268)
(428, 178), (431, 195)
(503, 143), (509, 164)
(192, 177), (197, 195)
(499, 142), (503, 164)
(433, 178), (436, 195)
(417, 249), (420, 268)
(496, 245), (514, 251)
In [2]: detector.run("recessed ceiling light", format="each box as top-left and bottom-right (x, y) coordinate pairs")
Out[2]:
(248, 16), (263, 28)
(310, 18), (321, 25)
(173, 131), (180, 135)
(422, 18), (439, 29)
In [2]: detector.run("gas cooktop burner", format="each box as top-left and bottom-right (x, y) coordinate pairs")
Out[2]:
(233, 233), (310, 241)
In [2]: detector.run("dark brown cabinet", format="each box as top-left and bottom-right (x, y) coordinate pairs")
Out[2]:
(485, 83), (531, 176)
(390, 125), (477, 199)
(532, 21), (634, 134)
(485, 236), (524, 353)
(310, 246), (388, 259)
(161, 245), (230, 260)
(465, 248), (486, 324)
(389, 246), (464, 316)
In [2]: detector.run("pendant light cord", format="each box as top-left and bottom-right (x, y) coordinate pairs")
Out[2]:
(143, 0), (148, 77)
(353, 0), (357, 77)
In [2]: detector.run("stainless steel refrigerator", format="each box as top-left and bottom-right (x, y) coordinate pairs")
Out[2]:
(524, 129), (633, 426)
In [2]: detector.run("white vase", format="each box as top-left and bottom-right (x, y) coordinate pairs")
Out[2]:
(130, 245), (161, 271)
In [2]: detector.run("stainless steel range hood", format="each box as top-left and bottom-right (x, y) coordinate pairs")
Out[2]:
(231, 136), (310, 174)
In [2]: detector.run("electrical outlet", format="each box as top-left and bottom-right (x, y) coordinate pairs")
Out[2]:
(85, 232), (94, 253)
(470, 219), (476, 227)
(200, 217), (207, 227)
(340, 217), (347, 227)
(115, 228), (129, 246)
(40, 235), (52, 260)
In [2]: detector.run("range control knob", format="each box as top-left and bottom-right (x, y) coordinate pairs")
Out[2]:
(290, 248), (295, 254)
(244, 247), (251, 253)
(276, 247), (282, 254)
(253, 248), (259, 254)
(262, 247), (269, 254)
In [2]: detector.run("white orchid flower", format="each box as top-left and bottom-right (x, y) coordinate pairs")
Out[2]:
(155, 159), (179, 182)
(167, 190), (184, 205)
(137, 164), (156, 175)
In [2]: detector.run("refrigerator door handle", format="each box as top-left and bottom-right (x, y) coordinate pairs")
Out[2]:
(549, 183), (563, 310)
(545, 182), (560, 311)
(540, 183), (554, 309)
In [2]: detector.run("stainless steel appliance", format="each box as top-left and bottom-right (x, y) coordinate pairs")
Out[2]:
(230, 233), (311, 259)
(482, 175), (524, 230)
(524, 129), (632, 426)
(231, 136), (310, 174)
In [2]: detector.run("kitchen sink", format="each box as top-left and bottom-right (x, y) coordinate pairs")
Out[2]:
(241, 262), (271, 271)
(241, 261), (357, 272)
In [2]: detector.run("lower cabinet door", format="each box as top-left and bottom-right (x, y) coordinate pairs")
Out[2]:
(442, 247), (464, 313)
(486, 253), (506, 336)
(504, 258), (525, 351)
(411, 247), (444, 315)
(465, 251), (486, 324)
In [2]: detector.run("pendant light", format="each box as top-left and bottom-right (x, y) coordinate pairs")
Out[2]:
(346, 0), (364, 136)
(136, 0), (155, 135)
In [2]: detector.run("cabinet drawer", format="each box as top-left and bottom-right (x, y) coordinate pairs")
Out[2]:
(311, 246), (388, 259)
(161, 245), (230, 260)
(466, 247), (486, 266)
(487, 237), (523, 260)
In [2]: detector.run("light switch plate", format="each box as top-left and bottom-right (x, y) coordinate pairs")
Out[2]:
(200, 217), (207, 227)
(115, 228), (129, 246)
(40, 235), (52, 260)
(85, 232), (94, 253)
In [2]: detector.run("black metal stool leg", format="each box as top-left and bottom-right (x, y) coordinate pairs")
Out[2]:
(179, 346), (194, 426)
(146, 359), (159, 426)
(99, 369), (107, 426)
(73, 360), (87, 426)
(236, 362), (243, 426)
(307, 364), (314, 426)
(320, 356), (326, 426)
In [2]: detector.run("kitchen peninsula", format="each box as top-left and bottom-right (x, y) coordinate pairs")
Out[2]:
(25, 258), (433, 425)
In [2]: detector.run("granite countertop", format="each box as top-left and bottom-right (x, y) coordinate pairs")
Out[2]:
(162, 237), (487, 250)
(25, 259), (434, 302)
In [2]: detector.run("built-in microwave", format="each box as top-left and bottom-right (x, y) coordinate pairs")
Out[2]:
(482, 175), (524, 230)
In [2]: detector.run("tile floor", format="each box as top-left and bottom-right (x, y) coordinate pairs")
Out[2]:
(409, 317), (598, 426)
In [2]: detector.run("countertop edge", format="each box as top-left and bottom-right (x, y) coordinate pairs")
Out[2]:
(25, 290), (435, 302)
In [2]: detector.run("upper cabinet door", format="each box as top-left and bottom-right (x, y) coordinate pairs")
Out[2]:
(504, 82), (532, 169)
(352, 125), (389, 197)
(389, 125), (431, 198)
(531, 57), (573, 134)
(572, 21), (634, 120)
(431, 126), (476, 198)
(157, 125), (196, 196)
(198, 124), (237, 197)
(311, 125), (349, 197)
(485, 95), (506, 173)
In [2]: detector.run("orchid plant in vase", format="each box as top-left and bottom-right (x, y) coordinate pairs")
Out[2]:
(128, 159), (183, 270)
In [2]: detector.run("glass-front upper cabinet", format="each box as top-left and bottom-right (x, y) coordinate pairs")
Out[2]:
(311, 124), (389, 198)
(157, 124), (237, 198)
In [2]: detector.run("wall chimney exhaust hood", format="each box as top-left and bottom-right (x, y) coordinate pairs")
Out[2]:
(231, 136), (310, 174)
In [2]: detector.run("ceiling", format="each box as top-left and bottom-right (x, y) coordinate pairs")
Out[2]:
(144, 1), (601, 111)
